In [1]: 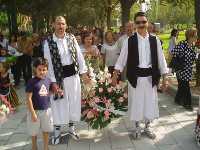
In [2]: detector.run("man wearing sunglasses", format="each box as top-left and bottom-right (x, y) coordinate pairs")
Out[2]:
(113, 12), (168, 140)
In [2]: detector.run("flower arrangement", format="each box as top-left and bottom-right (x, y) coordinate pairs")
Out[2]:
(81, 66), (128, 129)
(84, 52), (104, 73)
(0, 101), (11, 123)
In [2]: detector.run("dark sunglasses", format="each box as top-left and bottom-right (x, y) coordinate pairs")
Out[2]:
(135, 21), (147, 25)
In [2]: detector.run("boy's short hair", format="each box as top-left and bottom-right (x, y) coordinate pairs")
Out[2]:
(134, 11), (147, 21)
(33, 57), (49, 69)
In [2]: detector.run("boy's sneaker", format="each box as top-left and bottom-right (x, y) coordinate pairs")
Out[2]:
(144, 127), (156, 139)
(68, 125), (80, 140)
(52, 128), (61, 144)
(52, 135), (60, 145)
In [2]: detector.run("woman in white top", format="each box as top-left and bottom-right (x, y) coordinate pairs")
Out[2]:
(80, 31), (99, 56)
(168, 29), (179, 69)
(80, 31), (102, 72)
(101, 31), (120, 75)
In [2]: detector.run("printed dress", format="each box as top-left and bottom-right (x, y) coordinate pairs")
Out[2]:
(0, 73), (20, 110)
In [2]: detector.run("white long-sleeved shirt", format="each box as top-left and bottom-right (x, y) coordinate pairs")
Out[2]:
(168, 36), (176, 53)
(43, 33), (87, 82)
(101, 42), (120, 67)
(115, 32), (168, 75)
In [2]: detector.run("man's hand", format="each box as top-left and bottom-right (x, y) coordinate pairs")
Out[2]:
(57, 89), (64, 97)
(112, 70), (120, 86)
(51, 83), (59, 93)
(81, 73), (91, 84)
(161, 75), (168, 92)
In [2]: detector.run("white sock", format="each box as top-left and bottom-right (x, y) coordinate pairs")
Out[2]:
(54, 126), (61, 137)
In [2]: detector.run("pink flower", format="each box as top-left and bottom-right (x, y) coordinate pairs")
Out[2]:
(104, 98), (111, 108)
(123, 93), (128, 99)
(99, 88), (104, 93)
(104, 110), (110, 120)
(107, 88), (112, 93)
(94, 97), (100, 103)
(92, 109), (99, 117)
(88, 100), (95, 107)
(118, 97), (124, 103)
(82, 109), (89, 116)
(87, 111), (95, 119)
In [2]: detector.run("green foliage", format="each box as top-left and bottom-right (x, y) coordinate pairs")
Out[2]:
(158, 30), (185, 50)
(146, 0), (194, 26)
(0, 12), (8, 28)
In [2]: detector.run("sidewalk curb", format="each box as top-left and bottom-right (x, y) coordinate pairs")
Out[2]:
(167, 85), (199, 106)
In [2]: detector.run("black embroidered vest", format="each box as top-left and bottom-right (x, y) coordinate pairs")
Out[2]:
(46, 34), (79, 89)
(127, 33), (161, 88)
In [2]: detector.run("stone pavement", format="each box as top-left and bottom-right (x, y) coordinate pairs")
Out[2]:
(0, 86), (199, 150)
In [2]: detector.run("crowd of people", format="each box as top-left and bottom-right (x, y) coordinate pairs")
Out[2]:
(0, 11), (200, 149)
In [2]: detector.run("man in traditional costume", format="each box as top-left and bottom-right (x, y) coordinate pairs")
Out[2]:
(43, 16), (89, 144)
(113, 12), (168, 139)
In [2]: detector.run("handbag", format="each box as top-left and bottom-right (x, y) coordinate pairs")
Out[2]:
(169, 55), (185, 71)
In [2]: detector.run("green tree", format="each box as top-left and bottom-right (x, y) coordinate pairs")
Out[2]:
(120, 0), (137, 26)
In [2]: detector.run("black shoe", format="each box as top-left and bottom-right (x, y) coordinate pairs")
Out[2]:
(183, 105), (193, 111)
(52, 135), (61, 145)
(174, 101), (181, 105)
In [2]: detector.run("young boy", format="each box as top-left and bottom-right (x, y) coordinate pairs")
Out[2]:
(26, 57), (54, 150)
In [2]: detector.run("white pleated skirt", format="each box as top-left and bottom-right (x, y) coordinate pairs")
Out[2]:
(50, 75), (81, 125)
(128, 76), (159, 121)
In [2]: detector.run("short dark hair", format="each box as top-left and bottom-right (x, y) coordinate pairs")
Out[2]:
(171, 29), (178, 37)
(134, 11), (147, 21)
(33, 57), (49, 69)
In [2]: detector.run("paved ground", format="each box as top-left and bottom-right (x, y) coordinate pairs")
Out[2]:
(0, 85), (199, 150)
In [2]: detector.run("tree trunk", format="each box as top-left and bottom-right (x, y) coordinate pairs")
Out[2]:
(32, 15), (38, 33)
(106, 0), (112, 29)
(195, 0), (200, 86)
(7, 0), (18, 36)
(46, 16), (50, 33)
(120, 0), (137, 26)
(6, 11), (12, 37)
(195, 0), (200, 38)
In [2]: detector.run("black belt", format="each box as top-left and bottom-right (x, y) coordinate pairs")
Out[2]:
(62, 64), (77, 78)
(136, 67), (152, 77)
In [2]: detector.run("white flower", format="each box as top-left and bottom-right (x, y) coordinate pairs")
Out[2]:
(104, 67), (109, 73)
